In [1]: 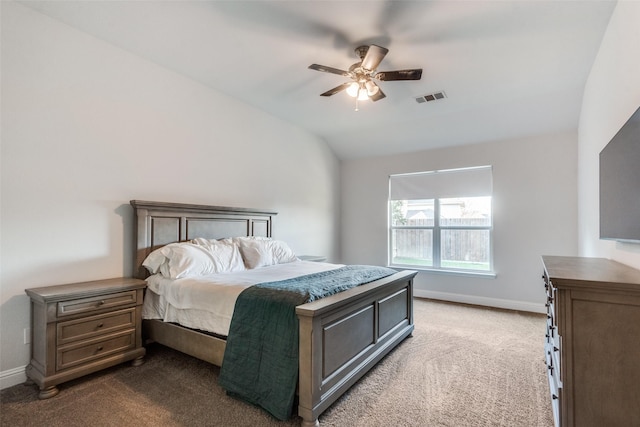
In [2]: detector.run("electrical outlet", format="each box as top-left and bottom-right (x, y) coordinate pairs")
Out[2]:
(24, 328), (31, 345)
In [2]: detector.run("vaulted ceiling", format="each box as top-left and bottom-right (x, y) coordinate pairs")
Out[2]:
(22, 1), (616, 159)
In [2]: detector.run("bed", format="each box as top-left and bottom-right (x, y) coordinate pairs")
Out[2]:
(131, 200), (417, 427)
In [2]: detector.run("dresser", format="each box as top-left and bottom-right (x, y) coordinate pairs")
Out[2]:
(541, 256), (640, 427)
(25, 277), (146, 399)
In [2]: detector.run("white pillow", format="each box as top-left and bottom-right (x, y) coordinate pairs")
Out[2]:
(235, 237), (298, 269)
(190, 237), (245, 274)
(164, 240), (245, 278)
(142, 242), (181, 274)
(142, 240), (245, 278)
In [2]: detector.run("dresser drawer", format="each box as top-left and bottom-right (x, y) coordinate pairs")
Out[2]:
(57, 291), (137, 318)
(57, 308), (136, 345)
(56, 330), (135, 371)
(545, 342), (561, 386)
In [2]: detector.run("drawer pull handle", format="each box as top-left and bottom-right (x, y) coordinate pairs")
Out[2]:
(97, 300), (105, 306)
(552, 394), (558, 400)
(96, 346), (103, 352)
(97, 323), (104, 328)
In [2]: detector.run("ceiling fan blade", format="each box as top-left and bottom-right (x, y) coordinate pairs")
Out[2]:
(308, 64), (350, 76)
(361, 45), (389, 71)
(375, 69), (423, 81)
(320, 82), (352, 97)
(370, 87), (386, 102)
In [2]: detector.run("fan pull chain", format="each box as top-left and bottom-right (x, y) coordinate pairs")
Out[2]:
(355, 96), (359, 112)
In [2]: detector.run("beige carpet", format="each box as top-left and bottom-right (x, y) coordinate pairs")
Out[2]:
(1, 298), (553, 427)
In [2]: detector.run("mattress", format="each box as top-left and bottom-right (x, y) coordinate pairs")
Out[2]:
(142, 260), (343, 336)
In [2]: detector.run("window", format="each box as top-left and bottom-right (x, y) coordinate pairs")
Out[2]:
(389, 166), (493, 274)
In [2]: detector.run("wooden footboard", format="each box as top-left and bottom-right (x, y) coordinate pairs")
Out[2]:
(296, 270), (416, 427)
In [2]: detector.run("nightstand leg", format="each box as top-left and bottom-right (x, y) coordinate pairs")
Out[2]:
(131, 356), (145, 367)
(38, 385), (59, 399)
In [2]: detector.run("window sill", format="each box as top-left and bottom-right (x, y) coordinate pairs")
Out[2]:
(388, 265), (496, 279)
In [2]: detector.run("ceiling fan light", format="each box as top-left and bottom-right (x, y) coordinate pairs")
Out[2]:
(357, 88), (369, 101)
(365, 80), (379, 96)
(346, 82), (359, 97)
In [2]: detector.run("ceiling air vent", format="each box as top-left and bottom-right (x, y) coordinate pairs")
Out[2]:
(416, 91), (447, 104)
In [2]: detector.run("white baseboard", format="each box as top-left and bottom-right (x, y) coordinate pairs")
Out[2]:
(414, 289), (546, 314)
(0, 365), (27, 390)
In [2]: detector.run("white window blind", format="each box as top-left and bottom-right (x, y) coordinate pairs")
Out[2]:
(389, 166), (493, 200)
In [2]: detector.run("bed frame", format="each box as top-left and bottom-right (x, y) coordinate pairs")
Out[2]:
(131, 200), (416, 427)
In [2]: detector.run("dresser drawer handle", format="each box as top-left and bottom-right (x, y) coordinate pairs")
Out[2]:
(96, 346), (104, 352)
(552, 394), (558, 400)
(97, 323), (104, 328)
(97, 300), (105, 306)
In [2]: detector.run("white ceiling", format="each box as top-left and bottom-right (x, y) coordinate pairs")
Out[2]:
(21, 0), (616, 159)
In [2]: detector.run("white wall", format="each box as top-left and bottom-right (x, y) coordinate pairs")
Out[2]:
(0, 2), (340, 387)
(578, 1), (640, 269)
(341, 131), (578, 312)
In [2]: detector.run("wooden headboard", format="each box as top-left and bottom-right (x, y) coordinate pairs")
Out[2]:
(130, 200), (277, 279)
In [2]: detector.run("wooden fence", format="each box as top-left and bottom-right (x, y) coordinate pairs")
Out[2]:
(393, 217), (490, 264)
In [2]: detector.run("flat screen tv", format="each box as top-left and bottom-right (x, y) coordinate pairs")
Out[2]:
(600, 106), (640, 242)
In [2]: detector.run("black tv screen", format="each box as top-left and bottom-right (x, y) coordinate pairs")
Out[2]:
(600, 106), (640, 242)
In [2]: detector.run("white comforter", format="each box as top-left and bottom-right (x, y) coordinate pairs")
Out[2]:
(142, 260), (343, 336)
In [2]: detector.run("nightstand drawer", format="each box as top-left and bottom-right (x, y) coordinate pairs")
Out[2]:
(57, 308), (136, 345)
(57, 290), (137, 318)
(57, 330), (135, 371)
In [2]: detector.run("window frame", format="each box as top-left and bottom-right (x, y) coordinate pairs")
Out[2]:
(388, 197), (495, 277)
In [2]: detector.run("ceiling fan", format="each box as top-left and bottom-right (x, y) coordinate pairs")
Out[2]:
(308, 44), (422, 108)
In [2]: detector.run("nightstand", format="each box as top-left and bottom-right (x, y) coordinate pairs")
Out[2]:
(25, 277), (146, 399)
(298, 255), (327, 262)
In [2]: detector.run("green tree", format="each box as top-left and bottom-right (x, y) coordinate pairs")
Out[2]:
(390, 200), (407, 225)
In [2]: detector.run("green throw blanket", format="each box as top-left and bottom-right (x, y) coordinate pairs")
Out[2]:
(218, 265), (396, 420)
